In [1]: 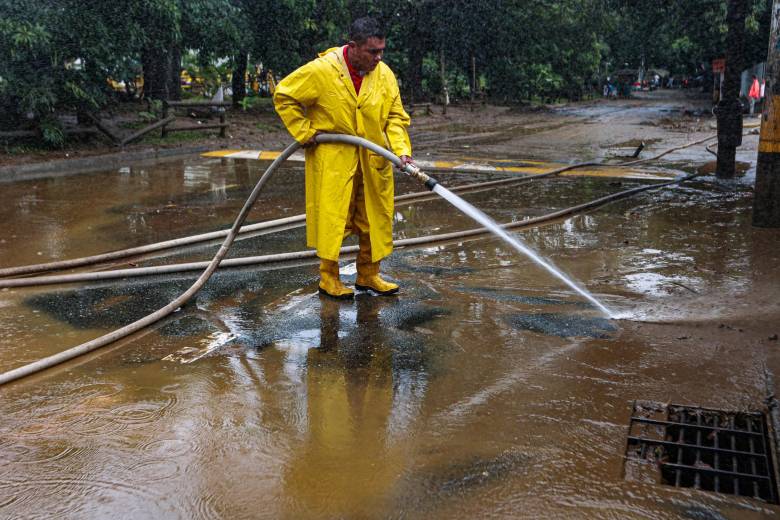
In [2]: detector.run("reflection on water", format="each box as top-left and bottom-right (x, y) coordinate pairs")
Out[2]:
(1, 157), (780, 518)
(280, 296), (432, 516)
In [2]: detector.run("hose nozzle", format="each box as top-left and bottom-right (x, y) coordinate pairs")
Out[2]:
(402, 163), (438, 191)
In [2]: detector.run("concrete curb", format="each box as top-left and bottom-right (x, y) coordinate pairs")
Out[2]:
(0, 145), (213, 183)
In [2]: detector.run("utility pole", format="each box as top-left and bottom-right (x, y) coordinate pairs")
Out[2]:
(754, 1), (780, 227)
(716, 0), (748, 178)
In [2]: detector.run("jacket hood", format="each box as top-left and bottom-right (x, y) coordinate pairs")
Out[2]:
(318, 46), (343, 58)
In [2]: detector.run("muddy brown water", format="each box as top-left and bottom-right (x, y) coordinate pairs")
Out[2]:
(1, 154), (780, 519)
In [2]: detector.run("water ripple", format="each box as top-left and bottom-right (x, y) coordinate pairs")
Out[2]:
(188, 491), (221, 520)
(138, 437), (195, 459)
(1, 443), (83, 466)
(125, 459), (181, 482)
(110, 400), (174, 426)
(0, 475), (165, 518)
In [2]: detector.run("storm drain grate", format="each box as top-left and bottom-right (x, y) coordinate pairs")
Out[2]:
(624, 401), (778, 503)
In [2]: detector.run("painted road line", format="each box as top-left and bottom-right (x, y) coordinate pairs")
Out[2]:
(201, 149), (246, 157)
(201, 149), (677, 180)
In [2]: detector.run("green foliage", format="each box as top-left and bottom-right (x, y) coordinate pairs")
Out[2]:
(525, 64), (564, 98)
(138, 112), (157, 122)
(2, 143), (40, 155)
(140, 130), (203, 145)
(0, 0), (127, 130)
(239, 97), (251, 111)
(255, 120), (283, 132)
(137, 99), (163, 122)
(602, 0), (770, 75)
(0, 0), (774, 147)
(182, 51), (231, 97)
(39, 117), (64, 147)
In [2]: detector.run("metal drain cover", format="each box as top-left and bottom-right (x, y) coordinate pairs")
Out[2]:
(624, 400), (778, 503)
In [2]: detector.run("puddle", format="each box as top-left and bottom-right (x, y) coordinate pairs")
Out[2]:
(504, 313), (617, 338)
(1, 104), (778, 518)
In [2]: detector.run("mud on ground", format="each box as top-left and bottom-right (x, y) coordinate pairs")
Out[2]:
(1, 88), (779, 518)
(1, 89), (718, 169)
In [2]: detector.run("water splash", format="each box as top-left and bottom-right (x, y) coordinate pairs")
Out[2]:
(431, 184), (613, 318)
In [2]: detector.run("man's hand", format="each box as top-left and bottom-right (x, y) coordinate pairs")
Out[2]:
(399, 155), (416, 169)
(303, 131), (321, 148)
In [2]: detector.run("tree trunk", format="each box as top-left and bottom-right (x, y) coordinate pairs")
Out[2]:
(142, 47), (169, 101)
(753, 0), (780, 227)
(716, 0), (747, 178)
(142, 44), (181, 101)
(398, 2), (428, 103)
(470, 55), (476, 103)
(168, 45), (182, 101)
(232, 52), (248, 109)
(406, 48), (424, 103)
(440, 48), (449, 114)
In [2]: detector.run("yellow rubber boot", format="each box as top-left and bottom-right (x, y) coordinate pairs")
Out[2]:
(318, 259), (354, 299)
(355, 234), (399, 295)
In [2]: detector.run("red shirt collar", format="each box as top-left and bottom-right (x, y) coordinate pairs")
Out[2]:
(343, 45), (363, 95)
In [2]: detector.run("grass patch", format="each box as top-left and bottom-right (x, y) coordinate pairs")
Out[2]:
(180, 93), (212, 103)
(240, 96), (273, 110)
(2, 143), (46, 155)
(255, 120), (283, 132)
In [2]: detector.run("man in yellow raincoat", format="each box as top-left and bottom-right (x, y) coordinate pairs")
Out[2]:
(273, 17), (413, 299)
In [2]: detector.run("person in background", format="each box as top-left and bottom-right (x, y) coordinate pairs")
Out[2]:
(748, 74), (761, 115)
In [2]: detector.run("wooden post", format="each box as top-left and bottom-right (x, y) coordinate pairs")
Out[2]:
(161, 101), (169, 138)
(754, 0), (780, 227)
(716, 0), (747, 178)
(219, 110), (226, 138)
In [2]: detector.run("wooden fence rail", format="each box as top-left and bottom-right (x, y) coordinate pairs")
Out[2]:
(161, 100), (229, 139)
(0, 128), (101, 139)
(1, 99), (232, 147)
(120, 116), (177, 147)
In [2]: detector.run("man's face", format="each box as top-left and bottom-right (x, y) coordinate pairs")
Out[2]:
(348, 37), (385, 73)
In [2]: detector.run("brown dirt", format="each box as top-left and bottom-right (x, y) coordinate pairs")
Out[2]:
(0, 101), (292, 168)
(0, 89), (717, 169)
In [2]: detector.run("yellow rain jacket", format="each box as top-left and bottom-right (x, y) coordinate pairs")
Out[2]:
(273, 46), (412, 262)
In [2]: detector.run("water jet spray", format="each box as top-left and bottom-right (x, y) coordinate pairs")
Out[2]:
(316, 134), (613, 318)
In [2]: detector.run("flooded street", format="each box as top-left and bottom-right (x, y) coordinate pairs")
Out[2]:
(2, 93), (780, 518)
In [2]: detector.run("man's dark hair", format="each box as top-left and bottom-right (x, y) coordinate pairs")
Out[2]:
(349, 17), (384, 44)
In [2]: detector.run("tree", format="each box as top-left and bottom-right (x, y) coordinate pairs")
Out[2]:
(0, 0), (143, 143)
(603, 0), (770, 76)
(140, 0), (242, 101)
(1, 0), (774, 146)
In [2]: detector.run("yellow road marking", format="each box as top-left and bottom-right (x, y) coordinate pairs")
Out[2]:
(201, 149), (676, 180)
(201, 149), (246, 157)
(258, 151), (282, 160)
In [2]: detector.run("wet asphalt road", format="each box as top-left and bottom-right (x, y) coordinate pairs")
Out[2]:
(2, 95), (780, 518)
